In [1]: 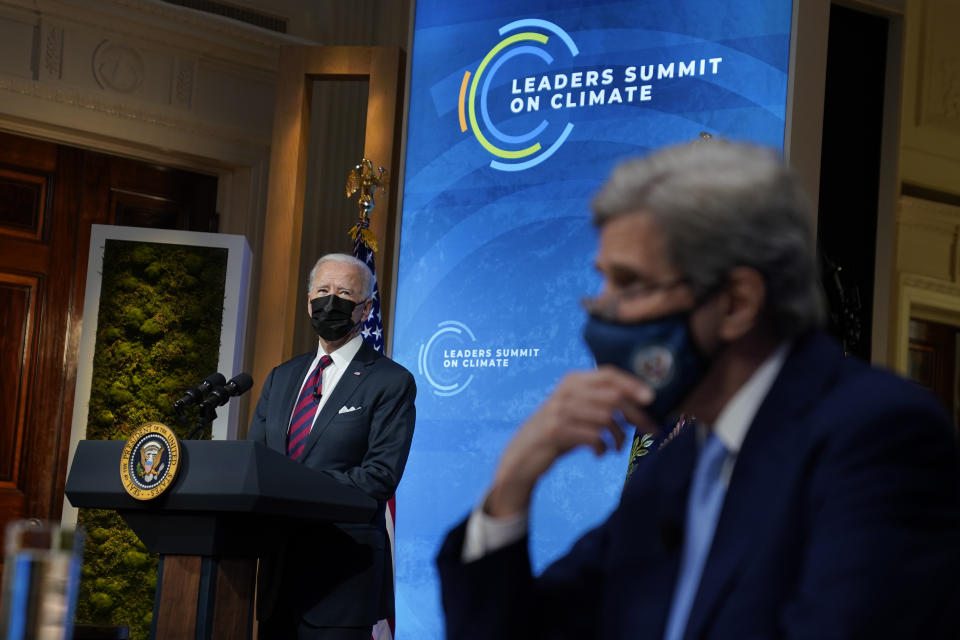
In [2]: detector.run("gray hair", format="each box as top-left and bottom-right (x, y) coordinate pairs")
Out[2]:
(307, 253), (374, 300)
(592, 140), (825, 338)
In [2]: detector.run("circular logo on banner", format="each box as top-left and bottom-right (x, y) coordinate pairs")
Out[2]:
(459, 19), (579, 172)
(418, 320), (478, 397)
(120, 422), (180, 501)
(458, 18), (728, 173)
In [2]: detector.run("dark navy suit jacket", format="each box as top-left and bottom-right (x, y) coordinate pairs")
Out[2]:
(437, 332), (960, 639)
(249, 340), (416, 627)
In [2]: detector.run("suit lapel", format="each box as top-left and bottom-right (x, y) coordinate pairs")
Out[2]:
(617, 420), (697, 632)
(652, 421), (698, 542)
(654, 422), (698, 606)
(684, 333), (844, 637)
(298, 342), (379, 461)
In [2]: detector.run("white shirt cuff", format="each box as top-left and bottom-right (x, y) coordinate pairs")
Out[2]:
(461, 502), (529, 563)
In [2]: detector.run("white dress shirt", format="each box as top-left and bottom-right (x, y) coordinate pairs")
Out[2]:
(462, 342), (792, 562)
(287, 334), (364, 434)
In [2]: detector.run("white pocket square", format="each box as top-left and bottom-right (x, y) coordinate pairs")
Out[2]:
(338, 405), (362, 414)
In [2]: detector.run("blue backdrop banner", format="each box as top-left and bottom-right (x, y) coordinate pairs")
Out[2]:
(392, 1), (792, 636)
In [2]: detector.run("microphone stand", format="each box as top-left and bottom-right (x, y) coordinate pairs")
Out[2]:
(184, 403), (217, 440)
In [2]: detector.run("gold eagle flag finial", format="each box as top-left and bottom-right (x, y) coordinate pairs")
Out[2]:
(346, 159), (389, 253)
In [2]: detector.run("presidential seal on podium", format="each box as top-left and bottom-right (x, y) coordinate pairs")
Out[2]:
(120, 422), (181, 500)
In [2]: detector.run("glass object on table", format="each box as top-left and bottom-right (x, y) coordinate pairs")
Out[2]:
(0, 519), (84, 640)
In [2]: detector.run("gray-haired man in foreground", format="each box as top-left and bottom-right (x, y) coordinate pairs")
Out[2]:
(437, 141), (960, 640)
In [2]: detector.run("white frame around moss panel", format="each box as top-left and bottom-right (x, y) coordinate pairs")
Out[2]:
(62, 224), (251, 526)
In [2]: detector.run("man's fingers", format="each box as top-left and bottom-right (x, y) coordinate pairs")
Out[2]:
(562, 404), (628, 451)
(573, 366), (654, 404)
(491, 367), (658, 506)
(555, 368), (658, 440)
(552, 423), (610, 457)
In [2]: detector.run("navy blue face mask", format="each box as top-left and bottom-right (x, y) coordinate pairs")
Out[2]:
(583, 311), (707, 425)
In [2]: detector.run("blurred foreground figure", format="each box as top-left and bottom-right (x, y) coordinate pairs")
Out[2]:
(436, 141), (960, 640)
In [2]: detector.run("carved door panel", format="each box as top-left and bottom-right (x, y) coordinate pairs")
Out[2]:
(0, 131), (217, 579)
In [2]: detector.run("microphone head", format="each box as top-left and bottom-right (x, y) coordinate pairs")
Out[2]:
(173, 386), (201, 410)
(226, 372), (253, 395)
(200, 373), (254, 410)
(199, 372), (226, 393)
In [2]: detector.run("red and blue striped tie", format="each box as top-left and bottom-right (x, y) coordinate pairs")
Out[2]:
(287, 355), (333, 460)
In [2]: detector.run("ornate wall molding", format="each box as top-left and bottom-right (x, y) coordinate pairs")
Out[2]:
(92, 40), (144, 93)
(0, 75), (266, 145)
(901, 272), (960, 297)
(900, 0), (960, 195)
(42, 23), (63, 80)
(893, 271), (960, 373)
(103, 0), (302, 49)
(897, 196), (960, 282)
(919, 0), (960, 131)
(898, 195), (960, 228)
(174, 58), (194, 109)
(0, 0), (283, 151)
(21, 0), (310, 69)
(942, 57), (960, 119)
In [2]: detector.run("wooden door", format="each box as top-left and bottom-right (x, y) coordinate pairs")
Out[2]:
(908, 318), (960, 432)
(0, 134), (81, 579)
(0, 131), (217, 578)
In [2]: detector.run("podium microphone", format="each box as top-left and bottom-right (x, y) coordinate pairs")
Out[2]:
(173, 373), (226, 411)
(200, 373), (254, 410)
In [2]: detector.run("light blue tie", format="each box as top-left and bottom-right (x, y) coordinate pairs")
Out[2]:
(663, 432), (728, 640)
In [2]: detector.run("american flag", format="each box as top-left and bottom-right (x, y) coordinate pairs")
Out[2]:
(353, 228), (395, 640)
(355, 232), (384, 354)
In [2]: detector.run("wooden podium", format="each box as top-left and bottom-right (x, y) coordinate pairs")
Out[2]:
(65, 440), (377, 640)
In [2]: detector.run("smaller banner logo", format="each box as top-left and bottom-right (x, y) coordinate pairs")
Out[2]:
(418, 320), (543, 396)
(120, 422), (181, 500)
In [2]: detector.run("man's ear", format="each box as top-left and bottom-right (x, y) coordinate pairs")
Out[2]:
(717, 266), (766, 342)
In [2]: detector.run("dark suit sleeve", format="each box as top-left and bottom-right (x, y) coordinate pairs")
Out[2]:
(247, 364), (277, 445)
(437, 514), (611, 640)
(781, 380), (960, 638)
(321, 368), (417, 502)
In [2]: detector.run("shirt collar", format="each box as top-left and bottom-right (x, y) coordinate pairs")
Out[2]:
(710, 341), (791, 455)
(318, 334), (364, 370)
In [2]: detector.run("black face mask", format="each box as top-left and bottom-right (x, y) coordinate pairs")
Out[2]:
(310, 295), (360, 341)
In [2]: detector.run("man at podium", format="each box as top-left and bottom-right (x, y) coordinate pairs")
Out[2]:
(248, 253), (417, 640)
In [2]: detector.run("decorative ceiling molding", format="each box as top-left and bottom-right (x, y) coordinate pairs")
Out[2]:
(92, 40), (145, 93)
(901, 272), (960, 297)
(898, 195), (960, 228)
(12, 0), (315, 71)
(918, 0), (960, 133)
(0, 75), (269, 146)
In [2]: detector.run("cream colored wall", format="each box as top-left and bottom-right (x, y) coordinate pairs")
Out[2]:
(893, 197), (960, 371)
(900, 0), (960, 194)
(892, 0), (960, 372)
